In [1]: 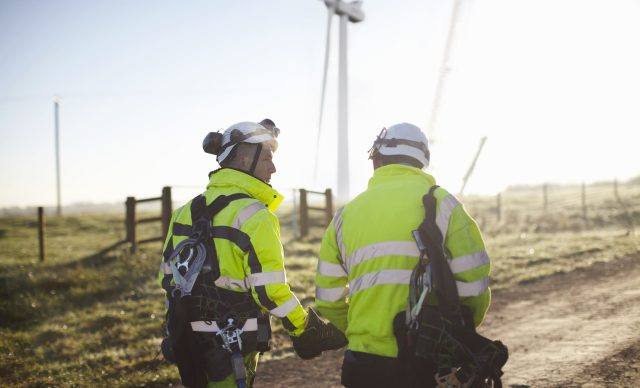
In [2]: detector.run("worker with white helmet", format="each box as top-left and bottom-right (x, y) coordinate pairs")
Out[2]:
(315, 123), (494, 387)
(159, 119), (346, 388)
(204, 119), (281, 182)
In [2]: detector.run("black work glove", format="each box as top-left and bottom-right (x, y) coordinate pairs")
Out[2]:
(291, 308), (348, 360)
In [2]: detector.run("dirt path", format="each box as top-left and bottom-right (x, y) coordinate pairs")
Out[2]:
(255, 253), (640, 387)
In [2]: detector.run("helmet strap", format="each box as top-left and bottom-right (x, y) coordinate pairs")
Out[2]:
(249, 143), (263, 176)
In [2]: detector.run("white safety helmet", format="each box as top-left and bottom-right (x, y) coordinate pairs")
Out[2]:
(368, 123), (430, 168)
(202, 120), (280, 164)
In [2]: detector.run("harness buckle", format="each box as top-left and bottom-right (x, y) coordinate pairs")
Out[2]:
(192, 218), (211, 240)
(216, 318), (244, 353)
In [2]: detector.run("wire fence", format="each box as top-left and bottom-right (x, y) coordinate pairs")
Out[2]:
(461, 181), (640, 234)
(21, 178), (640, 262)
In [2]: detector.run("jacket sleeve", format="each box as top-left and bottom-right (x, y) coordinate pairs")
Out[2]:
(315, 217), (349, 332)
(445, 203), (491, 327)
(242, 209), (307, 336)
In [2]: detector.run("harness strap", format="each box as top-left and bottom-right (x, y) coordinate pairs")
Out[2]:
(416, 185), (462, 321)
(171, 193), (252, 237)
(191, 318), (259, 332)
(203, 193), (251, 220)
(407, 186), (508, 386)
(248, 143), (263, 176)
(167, 193), (252, 283)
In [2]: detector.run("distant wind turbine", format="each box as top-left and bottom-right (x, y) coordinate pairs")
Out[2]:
(313, 0), (364, 203)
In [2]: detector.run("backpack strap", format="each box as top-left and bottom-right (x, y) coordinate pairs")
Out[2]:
(415, 186), (509, 384)
(415, 185), (462, 321)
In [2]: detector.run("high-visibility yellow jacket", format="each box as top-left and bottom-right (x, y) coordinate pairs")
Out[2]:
(315, 164), (491, 357)
(159, 168), (307, 335)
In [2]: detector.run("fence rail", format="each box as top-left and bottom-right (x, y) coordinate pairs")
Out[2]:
(125, 186), (172, 252)
(31, 180), (639, 261)
(298, 188), (333, 238)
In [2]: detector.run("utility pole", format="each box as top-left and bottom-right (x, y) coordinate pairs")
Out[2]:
(54, 96), (62, 216)
(324, 0), (364, 203)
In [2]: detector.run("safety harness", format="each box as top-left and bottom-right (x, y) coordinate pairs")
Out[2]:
(394, 186), (508, 388)
(161, 193), (271, 388)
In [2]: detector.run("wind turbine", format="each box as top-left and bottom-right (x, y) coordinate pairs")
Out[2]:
(313, 0), (364, 203)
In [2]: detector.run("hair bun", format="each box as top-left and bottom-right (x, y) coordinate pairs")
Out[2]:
(202, 132), (223, 155)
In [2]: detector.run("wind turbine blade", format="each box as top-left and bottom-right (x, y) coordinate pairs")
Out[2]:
(428, 0), (463, 144)
(313, 6), (334, 186)
(459, 136), (487, 196)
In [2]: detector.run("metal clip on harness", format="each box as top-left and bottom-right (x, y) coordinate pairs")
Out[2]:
(216, 318), (247, 388)
(408, 230), (433, 331)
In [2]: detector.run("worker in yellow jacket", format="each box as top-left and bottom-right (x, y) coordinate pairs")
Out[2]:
(159, 119), (346, 388)
(315, 123), (491, 388)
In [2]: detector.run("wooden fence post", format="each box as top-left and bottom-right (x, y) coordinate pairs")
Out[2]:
(38, 207), (45, 262)
(126, 196), (137, 253)
(291, 189), (298, 239)
(324, 188), (333, 226)
(161, 186), (172, 242)
(496, 193), (501, 222)
(299, 189), (308, 238)
(582, 182), (587, 223)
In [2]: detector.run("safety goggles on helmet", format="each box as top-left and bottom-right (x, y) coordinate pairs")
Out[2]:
(258, 118), (280, 138)
(215, 121), (280, 164)
(368, 127), (429, 158)
(367, 123), (430, 168)
(367, 127), (387, 159)
(223, 126), (280, 153)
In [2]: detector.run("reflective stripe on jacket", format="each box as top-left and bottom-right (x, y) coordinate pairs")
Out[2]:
(315, 164), (491, 357)
(159, 168), (307, 335)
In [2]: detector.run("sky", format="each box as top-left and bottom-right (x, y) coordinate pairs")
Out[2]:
(1, 0), (639, 208)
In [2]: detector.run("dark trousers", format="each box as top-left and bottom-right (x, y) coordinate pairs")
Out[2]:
(341, 350), (438, 388)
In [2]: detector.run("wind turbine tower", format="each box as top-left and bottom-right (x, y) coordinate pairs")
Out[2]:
(321, 0), (364, 203)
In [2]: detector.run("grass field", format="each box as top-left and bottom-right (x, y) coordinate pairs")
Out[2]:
(1, 183), (639, 387)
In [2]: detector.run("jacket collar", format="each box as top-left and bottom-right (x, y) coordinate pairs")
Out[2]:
(368, 164), (436, 188)
(207, 168), (283, 212)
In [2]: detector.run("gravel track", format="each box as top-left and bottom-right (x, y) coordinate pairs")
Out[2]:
(255, 253), (640, 387)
